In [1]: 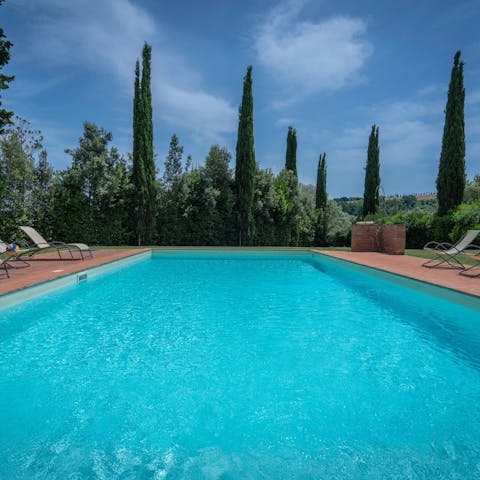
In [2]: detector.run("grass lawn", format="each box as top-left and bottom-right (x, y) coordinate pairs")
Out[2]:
(405, 249), (479, 266)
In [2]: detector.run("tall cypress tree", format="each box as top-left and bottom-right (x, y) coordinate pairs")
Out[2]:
(0, 0), (14, 134)
(316, 153), (327, 210)
(234, 65), (255, 246)
(285, 126), (297, 176)
(138, 42), (156, 244)
(315, 153), (328, 245)
(362, 125), (380, 217)
(436, 50), (466, 216)
(131, 59), (147, 245)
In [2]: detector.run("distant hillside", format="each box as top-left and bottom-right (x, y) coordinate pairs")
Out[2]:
(334, 194), (437, 217)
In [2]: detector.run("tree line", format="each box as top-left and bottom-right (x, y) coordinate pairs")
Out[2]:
(0, 115), (353, 247)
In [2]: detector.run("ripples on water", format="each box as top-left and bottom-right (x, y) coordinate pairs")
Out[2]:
(1, 254), (480, 479)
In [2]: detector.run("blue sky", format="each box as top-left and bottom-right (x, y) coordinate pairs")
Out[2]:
(2, 0), (480, 197)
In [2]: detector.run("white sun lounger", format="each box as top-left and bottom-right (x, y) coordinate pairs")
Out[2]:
(19, 226), (93, 260)
(422, 229), (480, 269)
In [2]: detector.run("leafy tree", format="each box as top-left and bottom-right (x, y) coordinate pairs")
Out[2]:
(362, 124), (380, 216)
(31, 149), (54, 237)
(285, 126), (297, 176)
(158, 134), (186, 244)
(464, 174), (480, 203)
(52, 122), (132, 244)
(181, 168), (217, 245)
(335, 197), (363, 216)
(253, 166), (279, 245)
(0, 0), (14, 134)
(163, 133), (183, 188)
(436, 51), (466, 216)
(0, 117), (41, 240)
(297, 188), (316, 246)
(202, 145), (235, 245)
(185, 154), (193, 172)
(50, 167), (91, 243)
(325, 200), (354, 246)
(234, 65), (256, 245)
(274, 169), (301, 245)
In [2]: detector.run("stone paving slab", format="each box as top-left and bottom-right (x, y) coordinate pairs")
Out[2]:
(0, 248), (149, 296)
(315, 250), (480, 297)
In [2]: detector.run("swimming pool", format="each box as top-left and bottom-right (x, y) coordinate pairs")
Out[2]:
(1, 251), (479, 479)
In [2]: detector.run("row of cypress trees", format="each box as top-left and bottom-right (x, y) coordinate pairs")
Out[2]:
(131, 45), (469, 245)
(360, 50), (466, 222)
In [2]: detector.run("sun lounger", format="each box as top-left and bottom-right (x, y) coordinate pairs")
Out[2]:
(459, 245), (480, 277)
(422, 229), (480, 269)
(0, 256), (10, 278)
(19, 226), (93, 260)
(1, 240), (31, 268)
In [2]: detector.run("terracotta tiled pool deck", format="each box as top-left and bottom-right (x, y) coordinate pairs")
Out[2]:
(1, 248), (479, 300)
(315, 250), (480, 297)
(0, 248), (149, 296)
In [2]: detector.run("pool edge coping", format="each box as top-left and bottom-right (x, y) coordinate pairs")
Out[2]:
(1, 247), (478, 311)
(0, 250), (152, 309)
(311, 249), (480, 310)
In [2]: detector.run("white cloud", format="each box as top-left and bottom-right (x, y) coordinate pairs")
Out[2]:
(156, 84), (237, 142)
(417, 84), (445, 97)
(274, 117), (298, 128)
(254, 1), (373, 92)
(322, 96), (445, 196)
(18, 0), (155, 80)
(16, 0), (236, 144)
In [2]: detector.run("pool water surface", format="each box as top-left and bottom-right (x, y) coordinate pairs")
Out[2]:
(1, 253), (479, 479)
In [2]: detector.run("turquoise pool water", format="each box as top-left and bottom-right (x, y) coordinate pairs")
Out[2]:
(1, 252), (480, 479)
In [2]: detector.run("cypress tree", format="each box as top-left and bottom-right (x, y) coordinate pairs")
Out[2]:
(315, 153), (328, 245)
(436, 50), (466, 216)
(138, 42), (156, 244)
(315, 153), (327, 210)
(362, 125), (380, 217)
(234, 65), (255, 246)
(285, 126), (297, 176)
(131, 59), (147, 245)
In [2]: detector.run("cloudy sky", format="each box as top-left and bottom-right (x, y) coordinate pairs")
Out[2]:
(2, 0), (480, 197)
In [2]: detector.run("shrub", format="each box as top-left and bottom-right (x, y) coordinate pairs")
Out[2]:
(326, 200), (354, 246)
(388, 210), (434, 248)
(450, 201), (480, 241)
(431, 214), (455, 243)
